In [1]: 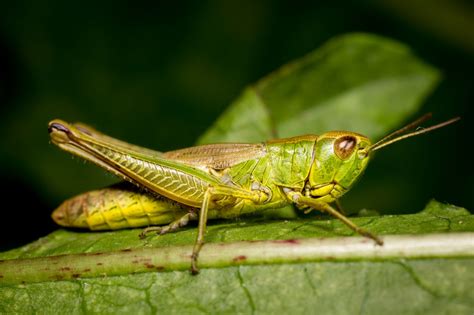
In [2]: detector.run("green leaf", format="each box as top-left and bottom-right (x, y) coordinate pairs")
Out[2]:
(198, 33), (439, 144)
(1, 200), (473, 314)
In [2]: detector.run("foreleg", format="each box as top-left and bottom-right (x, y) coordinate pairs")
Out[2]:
(286, 190), (383, 245)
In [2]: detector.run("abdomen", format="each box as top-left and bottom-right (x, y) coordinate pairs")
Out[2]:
(52, 184), (189, 230)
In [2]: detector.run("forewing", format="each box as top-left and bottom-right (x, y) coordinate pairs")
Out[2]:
(163, 143), (267, 170)
(73, 122), (163, 158)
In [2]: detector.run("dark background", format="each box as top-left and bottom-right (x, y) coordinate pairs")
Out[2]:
(0, 0), (472, 251)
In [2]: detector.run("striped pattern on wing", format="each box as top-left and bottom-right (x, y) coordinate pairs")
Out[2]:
(90, 142), (209, 206)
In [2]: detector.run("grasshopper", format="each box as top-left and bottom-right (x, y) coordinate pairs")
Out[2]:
(48, 113), (459, 273)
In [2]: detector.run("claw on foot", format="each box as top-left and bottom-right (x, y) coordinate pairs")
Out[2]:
(359, 229), (384, 246)
(139, 226), (163, 239)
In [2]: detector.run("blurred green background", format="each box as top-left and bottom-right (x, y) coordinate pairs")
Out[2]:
(0, 0), (472, 250)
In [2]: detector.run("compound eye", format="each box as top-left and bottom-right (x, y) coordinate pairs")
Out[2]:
(334, 136), (357, 159)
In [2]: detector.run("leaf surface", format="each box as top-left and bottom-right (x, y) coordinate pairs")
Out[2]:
(0, 201), (473, 314)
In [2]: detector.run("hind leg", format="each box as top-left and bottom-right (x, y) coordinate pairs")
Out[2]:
(139, 212), (198, 238)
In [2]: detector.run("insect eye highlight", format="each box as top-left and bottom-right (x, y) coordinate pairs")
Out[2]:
(334, 136), (357, 159)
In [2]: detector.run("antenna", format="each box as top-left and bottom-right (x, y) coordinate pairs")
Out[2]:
(369, 115), (460, 152)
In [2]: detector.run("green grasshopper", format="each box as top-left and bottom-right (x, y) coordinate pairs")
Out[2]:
(48, 113), (459, 273)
